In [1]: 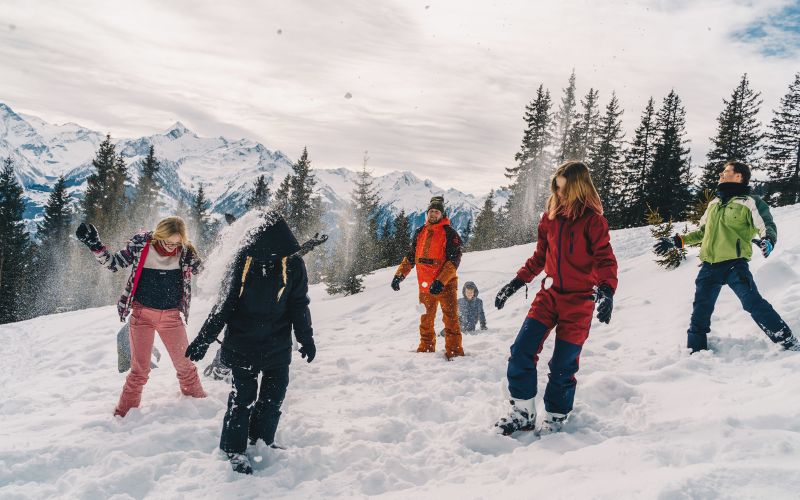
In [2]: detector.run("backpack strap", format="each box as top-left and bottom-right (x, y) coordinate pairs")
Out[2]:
(239, 256), (253, 297)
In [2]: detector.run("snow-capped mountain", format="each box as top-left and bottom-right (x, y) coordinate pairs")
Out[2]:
(0, 102), (507, 236)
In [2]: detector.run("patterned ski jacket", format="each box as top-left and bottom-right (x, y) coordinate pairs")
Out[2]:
(91, 231), (203, 322)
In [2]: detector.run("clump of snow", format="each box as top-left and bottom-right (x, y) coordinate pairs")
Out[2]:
(2, 205), (800, 498)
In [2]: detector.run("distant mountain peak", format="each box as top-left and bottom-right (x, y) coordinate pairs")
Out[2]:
(164, 121), (193, 139)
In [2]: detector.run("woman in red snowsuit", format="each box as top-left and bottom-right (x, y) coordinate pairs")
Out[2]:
(494, 161), (618, 436)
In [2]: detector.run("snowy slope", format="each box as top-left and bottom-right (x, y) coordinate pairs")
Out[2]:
(2, 206), (800, 499)
(0, 102), (501, 235)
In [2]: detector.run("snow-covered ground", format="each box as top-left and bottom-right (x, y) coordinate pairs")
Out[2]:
(2, 205), (800, 499)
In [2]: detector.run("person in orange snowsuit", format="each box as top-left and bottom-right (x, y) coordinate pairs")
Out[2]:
(391, 196), (465, 359)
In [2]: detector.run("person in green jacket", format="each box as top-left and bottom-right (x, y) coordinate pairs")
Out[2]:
(654, 160), (798, 353)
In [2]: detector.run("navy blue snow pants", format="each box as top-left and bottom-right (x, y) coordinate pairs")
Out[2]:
(507, 317), (585, 414)
(687, 259), (792, 352)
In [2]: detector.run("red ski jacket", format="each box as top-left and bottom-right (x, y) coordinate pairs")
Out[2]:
(516, 210), (618, 294)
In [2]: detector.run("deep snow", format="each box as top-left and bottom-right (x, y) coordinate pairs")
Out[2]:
(2, 206), (800, 499)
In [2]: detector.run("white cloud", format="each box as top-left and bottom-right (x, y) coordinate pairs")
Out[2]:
(1, 0), (797, 195)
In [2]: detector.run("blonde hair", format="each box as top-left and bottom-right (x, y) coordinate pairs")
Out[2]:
(546, 161), (604, 220)
(152, 216), (199, 256)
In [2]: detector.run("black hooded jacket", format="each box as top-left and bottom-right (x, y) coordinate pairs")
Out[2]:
(197, 214), (314, 367)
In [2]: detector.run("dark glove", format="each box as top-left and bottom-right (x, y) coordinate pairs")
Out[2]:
(185, 337), (211, 362)
(429, 279), (444, 295)
(391, 274), (404, 291)
(752, 238), (773, 258)
(495, 278), (525, 309)
(594, 284), (614, 324)
(298, 233), (329, 256)
(299, 341), (316, 363)
(75, 222), (102, 251)
(480, 324), (487, 331)
(653, 234), (683, 256)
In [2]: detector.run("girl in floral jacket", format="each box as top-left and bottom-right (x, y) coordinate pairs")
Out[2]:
(76, 216), (206, 417)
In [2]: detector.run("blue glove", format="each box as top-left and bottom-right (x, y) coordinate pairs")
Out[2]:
(753, 238), (773, 258)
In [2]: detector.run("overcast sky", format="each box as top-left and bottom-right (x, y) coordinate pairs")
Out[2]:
(1, 0), (799, 195)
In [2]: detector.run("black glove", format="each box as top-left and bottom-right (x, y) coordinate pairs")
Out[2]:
(429, 279), (444, 295)
(752, 238), (773, 258)
(75, 222), (102, 251)
(595, 284), (614, 324)
(299, 341), (316, 363)
(495, 278), (525, 309)
(391, 274), (404, 291)
(653, 234), (683, 256)
(298, 233), (329, 256)
(185, 337), (211, 362)
(480, 324), (487, 331)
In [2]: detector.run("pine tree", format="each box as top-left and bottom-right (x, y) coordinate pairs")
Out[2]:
(699, 73), (763, 194)
(554, 70), (578, 163)
(588, 92), (625, 226)
(468, 190), (500, 251)
(273, 174), (291, 219)
(190, 184), (214, 251)
(246, 174), (271, 211)
(644, 90), (693, 221)
(618, 98), (657, 227)
(764, 72), (800, 206)
(563, 87), (601, 162)
(647, 206), (686, 269)
(81, 134), (117, 232)
(131, 145), (161, 230)
(378, 216), (394, 268)
(0, 158), (33, 323)
(324, 211), (364, 296)
(462, 218), (472, 247)
(349, 154), (381, 279)
(32, 175), (74, 315)
(287, 147), (321, 239)
(391, 209), (411, 266)
(505, 84), (553, 245)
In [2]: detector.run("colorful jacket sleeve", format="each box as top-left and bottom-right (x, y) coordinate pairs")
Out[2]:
(187, 248), (203, 276)
(750, 196), (778, 245)
(196, 250), (246, 343)
(587, 213), (619, 293)
(516, 213), (549, 283)
(93, 233), (145, 272)
(395, 227), (422, 277)
(683, 199), (717, 246)
(288, 256), (314, 345)
(436, 226), (463, 285)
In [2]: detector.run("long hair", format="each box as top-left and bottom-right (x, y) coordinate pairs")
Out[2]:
(546, 161), (604, 220)
(152, 216), (199, 256)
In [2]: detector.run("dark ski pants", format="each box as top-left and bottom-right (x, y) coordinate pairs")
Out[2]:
(220, 363), (290, 453)
(506, 288), (593, 415)
(688, 259), (793, 352)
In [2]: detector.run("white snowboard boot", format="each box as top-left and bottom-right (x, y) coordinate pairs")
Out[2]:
(495, 398), (536, 436)
(537, 411), (568, 436)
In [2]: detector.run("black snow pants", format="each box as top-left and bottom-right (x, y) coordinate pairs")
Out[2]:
(219, 360), (290, 453)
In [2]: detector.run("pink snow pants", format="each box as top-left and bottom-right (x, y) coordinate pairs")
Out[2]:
(114, 302), (206, 417)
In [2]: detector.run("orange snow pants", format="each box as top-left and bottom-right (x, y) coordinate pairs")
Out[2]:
(418, 279), (464, 358)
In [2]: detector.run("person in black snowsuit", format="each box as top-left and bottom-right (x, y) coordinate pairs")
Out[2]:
(458, 281), (487, 332)
(185, 213), (315, 475)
